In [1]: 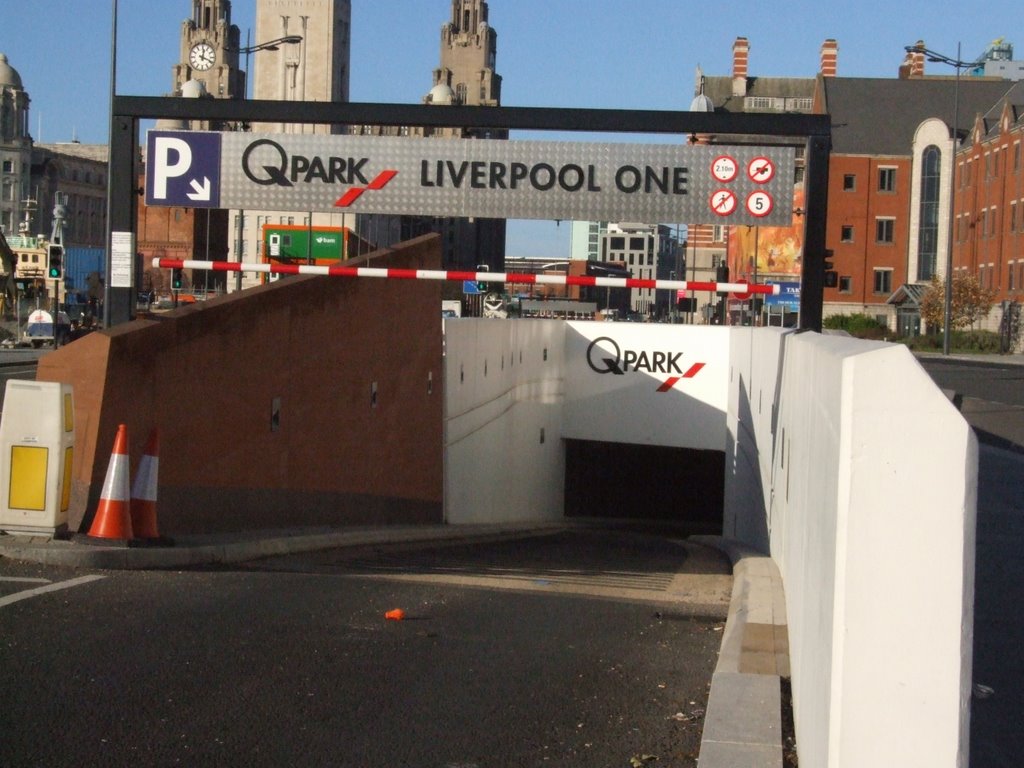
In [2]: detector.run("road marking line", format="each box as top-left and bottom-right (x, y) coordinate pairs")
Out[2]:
(0, 575), (106, 608)
(0, 577), (51, 584)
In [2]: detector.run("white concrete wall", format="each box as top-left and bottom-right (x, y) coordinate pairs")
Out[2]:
(728, 329), (976, 768)
(444, 321), (735, 526)
(563, 323), (731, 449)
(443, 319), (567, 524)
(445, 320), (977, 767)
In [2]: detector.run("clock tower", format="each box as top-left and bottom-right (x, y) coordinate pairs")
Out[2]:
(172, 0), (243, 103)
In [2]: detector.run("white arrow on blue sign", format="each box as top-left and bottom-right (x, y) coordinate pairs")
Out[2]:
(145, 131), (222, 208)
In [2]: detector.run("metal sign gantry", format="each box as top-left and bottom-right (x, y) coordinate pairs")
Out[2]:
(107, 96), (830, 329)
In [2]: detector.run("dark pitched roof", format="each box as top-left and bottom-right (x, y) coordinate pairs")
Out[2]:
(821, 77), (1024, 156)
(703, 75), (817, 113)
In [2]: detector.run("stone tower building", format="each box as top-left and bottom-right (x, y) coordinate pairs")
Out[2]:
(0, 54), (32, 236)
(426, 0), (502, 111)
(253, 0), (352, 134)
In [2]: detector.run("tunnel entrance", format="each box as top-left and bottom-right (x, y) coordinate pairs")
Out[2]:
(564, 439), (724, 531)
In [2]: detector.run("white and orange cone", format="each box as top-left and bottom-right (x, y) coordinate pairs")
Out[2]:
(130, 428), (160, 540)
(88, 424), (133, 540)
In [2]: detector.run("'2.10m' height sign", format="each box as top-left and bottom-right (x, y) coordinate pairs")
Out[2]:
(145, 130), (795, 226)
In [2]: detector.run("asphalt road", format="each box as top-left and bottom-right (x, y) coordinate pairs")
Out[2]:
(917, 356), (1024, 408)
(0, 528), (732, 768)
(916, 355), (1024, 767)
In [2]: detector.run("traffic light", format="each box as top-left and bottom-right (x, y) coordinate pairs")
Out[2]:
(715, 265), (729, 283)
(47, 245), (63, 279)
(171, 268), (183, 290)
(476, 263), (489, 293)
(823, 249), (838, 288)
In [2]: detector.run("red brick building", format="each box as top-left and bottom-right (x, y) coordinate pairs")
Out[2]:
(953, 95), (1024, 337)
(695, 37), (1024, 341)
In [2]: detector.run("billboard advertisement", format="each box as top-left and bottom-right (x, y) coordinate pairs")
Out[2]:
(728, 186), (805, 281)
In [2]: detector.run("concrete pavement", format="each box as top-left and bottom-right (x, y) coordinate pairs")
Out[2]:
(0, 519), (784, 765)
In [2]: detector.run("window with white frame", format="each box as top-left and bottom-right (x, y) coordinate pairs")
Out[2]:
(878, 166), (896, 193)
(875, 217), (895, 244)
(873, 268), (892, 294)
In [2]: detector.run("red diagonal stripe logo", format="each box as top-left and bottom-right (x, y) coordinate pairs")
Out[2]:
(683, 362), (705, 378)
(656, 362), (705, 393)
(367, 170), (398, 189)
(335, 170), (399, 207)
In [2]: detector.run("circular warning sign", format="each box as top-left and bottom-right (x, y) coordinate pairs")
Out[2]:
(732, 278), (753, 301)
(711, 155), (739, 183)
(710, 189), (738, 217)
(746, 191), (774, 218)
(747, 156), (776, 184)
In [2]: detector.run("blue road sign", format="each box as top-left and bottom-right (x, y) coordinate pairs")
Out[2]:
(765, 281), (800, 307)
(463, 281), (481, 295)
(145, 131), (222, 208)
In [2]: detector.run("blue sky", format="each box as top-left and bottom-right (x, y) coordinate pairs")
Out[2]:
(2, 0), (1022, 256)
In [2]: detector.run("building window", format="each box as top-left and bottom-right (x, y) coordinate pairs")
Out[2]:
(839, 276), (852, 293)
(1014, 142), (1021, 172)
(1, 160), (12, 173)
(873, 269), (893, 295)
(917, 145), (941, 280)
(875, 217), (895, 244)
(878, 167), (896, 192)
(712, 225), (724, 242)
(840, 225), (854, 242)
(1010, 262), (1017, 292)
(630, 237), (645, 250)
(610, 236), (625, 250)
(1011, 201), (1017, 234)
(989, 206), (998, 237)
(843, 174), (856, 191)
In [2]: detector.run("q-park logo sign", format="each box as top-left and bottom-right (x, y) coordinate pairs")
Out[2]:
(585, 337), (706, 393)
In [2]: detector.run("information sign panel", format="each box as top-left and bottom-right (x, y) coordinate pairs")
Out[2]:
(145, 130), (795, 225)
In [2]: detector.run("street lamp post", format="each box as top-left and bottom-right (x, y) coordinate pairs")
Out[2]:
(905, 42), (969, 355)
(234, 33), (303, 100)
(228, 33), (302, 291)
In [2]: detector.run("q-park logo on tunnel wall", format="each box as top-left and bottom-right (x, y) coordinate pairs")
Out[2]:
(585, 336), (705, 393)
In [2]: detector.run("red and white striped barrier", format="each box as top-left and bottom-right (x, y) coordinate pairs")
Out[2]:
(152, 258), (781, 296)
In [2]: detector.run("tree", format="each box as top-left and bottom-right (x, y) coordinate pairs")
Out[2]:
(919, 272), (997, 331)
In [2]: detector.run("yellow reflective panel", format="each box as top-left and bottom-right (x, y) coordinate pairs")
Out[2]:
(9, 446), (48, 511)
(64, 393), (74, 432)
(61, 446), (74, 512)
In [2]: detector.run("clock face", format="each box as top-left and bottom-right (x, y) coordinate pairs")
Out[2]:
(189, 42), (216, 72)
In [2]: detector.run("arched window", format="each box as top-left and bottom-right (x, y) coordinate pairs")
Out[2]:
(917, 145), (941, 281)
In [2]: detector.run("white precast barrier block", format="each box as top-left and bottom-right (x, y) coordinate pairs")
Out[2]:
(0, 380), (75, 535)
(737, 333), (977, 768)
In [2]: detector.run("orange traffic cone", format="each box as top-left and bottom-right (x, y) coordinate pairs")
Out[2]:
(384, 609), (406, 621)
(130, 428), (160, 540)
(88, 424), (133, 540)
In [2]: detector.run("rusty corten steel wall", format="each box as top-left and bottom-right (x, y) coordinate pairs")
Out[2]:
(37, 234), (445, 535)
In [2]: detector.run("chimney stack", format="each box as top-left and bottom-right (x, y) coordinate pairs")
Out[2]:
(732, 37), (749, 97)
(820, 39), (838, 77)
(901, 41), (926, 78)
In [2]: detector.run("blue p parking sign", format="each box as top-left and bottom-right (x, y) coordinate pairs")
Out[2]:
(145, 131), (222, 208)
